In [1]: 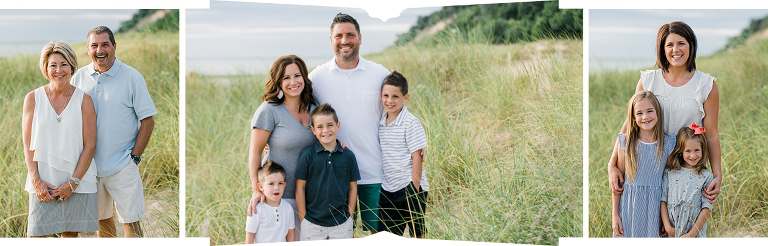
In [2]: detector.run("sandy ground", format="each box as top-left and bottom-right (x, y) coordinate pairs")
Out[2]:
(79, 188), (178, 238)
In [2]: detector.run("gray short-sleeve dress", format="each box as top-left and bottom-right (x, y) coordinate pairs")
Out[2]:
(615, 133), (676, 237)
(661, 168), (713, 237)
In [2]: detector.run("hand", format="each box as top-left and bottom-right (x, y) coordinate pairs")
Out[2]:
(248, 190), (265, 216)
(32, 178), (56, 202)
(263, 144), (269, 155)
(703, 176), (721, 203)
(50, 180), (75, 202)
(659, 226), (668, 237)
(612, 214), (624, 237)
(680, 231), (695, 238)
(608, 167), (624, 195)
(419, 148), (426, 162)
(338, 140), (348, 149)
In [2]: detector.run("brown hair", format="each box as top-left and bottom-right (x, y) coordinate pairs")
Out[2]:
(263, 55), (315, 113)
(310, 103), (338, 126)
(331, 13), (360, 34)
(667, 126), (709, 175)
(382, 70), (408, 95)
(87, 25), (116, 45)
(39, 41), (78, 81)
(623, 91), (665, 182)
(258, 160), (286, 183)
(655, 21), (697, 73)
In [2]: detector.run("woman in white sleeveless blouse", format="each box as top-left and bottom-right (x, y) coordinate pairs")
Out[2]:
(21, 41), (98, 237)
(606, 22), (722, 234)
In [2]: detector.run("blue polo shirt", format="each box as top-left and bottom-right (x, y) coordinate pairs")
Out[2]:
(71, 58), (157, 177)
(295, 140), (361, 227)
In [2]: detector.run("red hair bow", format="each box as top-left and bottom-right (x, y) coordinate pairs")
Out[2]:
(688, 122), (706, 135)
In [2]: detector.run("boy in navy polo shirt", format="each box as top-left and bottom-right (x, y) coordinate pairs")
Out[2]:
(295, 103), (360, 240)
(377, 71), (429, 238)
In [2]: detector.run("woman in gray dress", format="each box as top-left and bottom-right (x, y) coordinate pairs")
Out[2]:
(247, 55), (317, 240)
(22, 41), (98, 237)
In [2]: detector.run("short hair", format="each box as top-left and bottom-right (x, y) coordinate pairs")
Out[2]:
(667, 126), (709, 175)
(263, 55), (316, 114)
(331, 13), (360, 34)
(39, 41), (78, 81)
(656, 21), (697, 73)
(258, 160), (286, 183)
(382, 70), (408, 95)
(310, 103), (339, 126)
(87, 25), (116, 45)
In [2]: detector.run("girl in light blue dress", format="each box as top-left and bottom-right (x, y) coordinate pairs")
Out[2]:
(660, 123), (713, 238)
(612, 91), (676, 237)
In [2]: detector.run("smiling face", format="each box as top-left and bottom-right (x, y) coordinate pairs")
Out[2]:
(311, 114), (339, 147)
(46, 53), (73, 84)
(87, 32), (116, 73)
(633, 98), (658, 133)
(258, 172), (286, 205)
(331, 22), (361, 63)
(381, 84), (409, 117)
(682, 139), (703, 169)
(281, 63), (304, 99)
(664, 33), (690, 69)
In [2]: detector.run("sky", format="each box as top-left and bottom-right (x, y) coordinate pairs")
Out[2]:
(589, 9), (768, 73)
(0, 9), (136, 57)
(186, 1), (441, 75)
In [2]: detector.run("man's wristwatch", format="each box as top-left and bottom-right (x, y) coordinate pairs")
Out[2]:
(131, 154), (142, 164)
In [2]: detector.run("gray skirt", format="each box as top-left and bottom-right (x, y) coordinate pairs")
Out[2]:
(27, 192), (99, 236)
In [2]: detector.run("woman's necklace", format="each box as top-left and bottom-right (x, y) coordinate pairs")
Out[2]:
(45, 85), (72, 122)
(662, 72), (693, 101)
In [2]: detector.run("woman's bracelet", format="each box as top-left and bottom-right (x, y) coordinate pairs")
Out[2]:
(67, 179), (75, 192)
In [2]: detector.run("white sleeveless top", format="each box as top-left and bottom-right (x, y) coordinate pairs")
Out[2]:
(640, 69), (716, 136)
(25, 86), (97, 193)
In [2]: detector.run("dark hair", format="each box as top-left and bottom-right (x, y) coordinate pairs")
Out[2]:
(656, 21), (697, 73)
(258, 160), (286, 183)
(667, 126), (709, 175)
(310, 103), (338, 126)
(263, 55), (316, 114)
(87, 26), (116, 45)
(331, 13), (360, 34)
(382, 70), (408, 95)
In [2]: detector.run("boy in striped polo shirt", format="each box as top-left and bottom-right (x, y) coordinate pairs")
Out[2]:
(377, 71), (429, 238)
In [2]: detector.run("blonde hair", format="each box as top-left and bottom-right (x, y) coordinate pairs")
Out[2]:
(667, 126), (709, 175)
(39, 41), (78, 80)
(623, 91), (665, 182)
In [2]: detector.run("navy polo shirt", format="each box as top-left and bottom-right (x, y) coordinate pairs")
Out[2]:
(295, 140), (361, 227)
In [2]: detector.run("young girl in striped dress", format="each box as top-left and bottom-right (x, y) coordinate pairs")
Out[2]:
(612, 91), (676, 237)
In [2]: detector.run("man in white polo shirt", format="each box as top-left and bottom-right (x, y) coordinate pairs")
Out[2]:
(308, 13), (396, 234)
(71, 26), (156, 238)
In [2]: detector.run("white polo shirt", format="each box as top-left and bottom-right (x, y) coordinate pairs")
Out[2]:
(71, 58), (157, 177)
(379, 105), (429, 192)
(309, 56), (390, 185)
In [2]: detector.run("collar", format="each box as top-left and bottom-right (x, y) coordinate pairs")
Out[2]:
(88, 57), (122, 77)
(313, 139), (344, 153)
(379, 105), (410, 127)
(330, 56), (367, 72)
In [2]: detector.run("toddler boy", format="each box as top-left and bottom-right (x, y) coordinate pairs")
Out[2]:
(295, 103), (361, 240)
(245, 161), (295, 243)
(378, 71), (429, 237)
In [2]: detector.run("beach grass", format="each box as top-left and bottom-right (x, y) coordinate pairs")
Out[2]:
(588, 38), (768, 237)
(186, 36), (583, 244)
(0, 31), (179, 237)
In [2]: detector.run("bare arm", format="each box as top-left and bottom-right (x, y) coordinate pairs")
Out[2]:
(245, 232), (255, 244)
(131, 116), (155, 157)
(52, 94), (97, 201)
(247, 128), (271, 216)
(682, 208), (711, 238)
(286, 229), (295, 242)
(608, 80), (644, 195)
(296, 179), (307, 221)
(611, 145), (627, 237)
(22, 91), (56, 202)
(348, 181), (357, 215)
(660, 201), (674, 237)
(701, 81), (721, 203)
(411, 151), (423, 191)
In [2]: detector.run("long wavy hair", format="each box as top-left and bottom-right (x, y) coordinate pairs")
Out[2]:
(624, 91), (665, 182)
(263, 55), (315, 113)
(667, 126), (709, 175)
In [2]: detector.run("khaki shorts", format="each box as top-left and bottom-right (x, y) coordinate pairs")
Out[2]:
(300, 217), (353, 240)
(97, 162), (145, 223)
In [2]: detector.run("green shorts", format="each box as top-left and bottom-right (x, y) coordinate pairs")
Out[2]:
(355, 183), (381, 231)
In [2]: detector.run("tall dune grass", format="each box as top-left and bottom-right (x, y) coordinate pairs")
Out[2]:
(0, 31), (179, 237)
(589, 38), (768, 237)
(186, 36), (583, 245)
